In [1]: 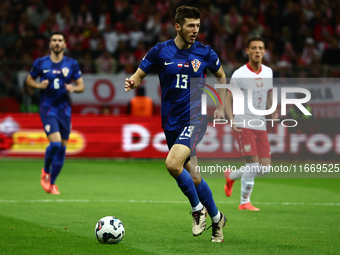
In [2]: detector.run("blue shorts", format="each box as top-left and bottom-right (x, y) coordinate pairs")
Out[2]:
(164, 124), (207, 159)
(40, 115), (71, 140)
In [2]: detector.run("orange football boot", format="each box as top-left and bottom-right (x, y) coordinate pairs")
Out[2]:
(40, 168), (51, 193)
(239, 202), (260, 211)
(223, 168), (235, 197)
(50, 184), (60, 195)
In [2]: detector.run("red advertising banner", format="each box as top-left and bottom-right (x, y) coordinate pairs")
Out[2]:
(0, 114), (339, 160)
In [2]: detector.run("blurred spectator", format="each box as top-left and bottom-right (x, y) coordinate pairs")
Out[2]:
(0, 23), (18, 49)
(80, 52), (95, 74)
(10, 38), (24, 60)
(335, 15), (340, 39)
(103, 22), (128, 54)
(274, 61), (293, 78)
(303, 2), (315, 22)
(20, 26), (37, 53)
(300, 37), (320, 65)
(314, 14), (334, 42)
(127, 87), (154, 117)
(118, 46), (136, 74)
(55, 5), (74, 33)
(0, 0), (337, 79)
(265, 5), (281, 36)
(280, 26), (291, 44)
(75, 3), (93, 27)
(212, 24), (229, 63)
(248, 17), (264, 37)
(32, 39), (47, 60)
(97, 3), (111, 32)
(17, 12), (32, 37)
(100, 105), (111, 115)
(263, 41), (275, 65)
(134, 41), (148, 62)
(282, 1), (300, 36)
(95, 50), (117, 74)
(67, 26), (87, 51)
(235, 25), (250, 62)
(281, 42), (296, 64)
(26, 1), (50, 28)
(91, 40), (106, 59)
(159, 23), (171, 42)
(113, 0), (132, 24)
(223, 5), (243, 37)
(226, 51), (240, 74)
(321, 38), (340, 66)
(129, 22), (145, 49)
(82, 21), (96, 40)
(145, 14), (162, 44)
(113, 40), (127, 64)
(71, 42), (84, 60)
(88, 28), (104, 51)
(39, 14), (60, 40)
(21, 53), (33, 71)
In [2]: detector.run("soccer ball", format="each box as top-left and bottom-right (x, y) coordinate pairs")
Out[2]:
(95, 216), (125, 244)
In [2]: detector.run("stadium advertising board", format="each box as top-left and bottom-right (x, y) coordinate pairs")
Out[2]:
(0, 114), (338, 160)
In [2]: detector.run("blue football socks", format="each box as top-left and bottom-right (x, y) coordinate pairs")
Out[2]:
(44, 142), (62, 174)
(175, 170), (201, 209)
(50, 146), (66, 185)
(195, 178), (219, 219)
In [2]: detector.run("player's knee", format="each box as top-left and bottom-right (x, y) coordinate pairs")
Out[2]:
(165, 158), (182, 177)
(243, 177), (254, 187)
(243, 155), (258, 163)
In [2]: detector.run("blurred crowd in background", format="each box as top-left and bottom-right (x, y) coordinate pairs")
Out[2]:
(1, 0), (340, 101)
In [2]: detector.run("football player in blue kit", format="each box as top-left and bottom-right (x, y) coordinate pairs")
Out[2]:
(125, 6), (227, 242)
(26, 32), (84, 195)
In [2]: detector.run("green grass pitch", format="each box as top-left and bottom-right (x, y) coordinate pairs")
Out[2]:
(0, 159), (339, 255)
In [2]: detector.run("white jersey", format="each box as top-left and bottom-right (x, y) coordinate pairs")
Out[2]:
(230, 63), (273, 131)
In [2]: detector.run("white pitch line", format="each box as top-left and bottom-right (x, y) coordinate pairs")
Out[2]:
(0, 199), (339, 206)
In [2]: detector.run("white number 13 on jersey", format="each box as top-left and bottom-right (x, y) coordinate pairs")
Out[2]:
(176, 74), (188, 89)
(180, 126), (195, 138)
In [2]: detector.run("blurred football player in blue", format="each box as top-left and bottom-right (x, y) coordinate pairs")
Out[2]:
(26, 32), (84, 195)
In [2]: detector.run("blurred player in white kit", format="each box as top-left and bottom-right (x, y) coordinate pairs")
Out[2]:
(224, 36), (279, 211)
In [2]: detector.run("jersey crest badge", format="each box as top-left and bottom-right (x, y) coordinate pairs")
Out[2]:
(255, 78), (263, 87)
(45, 124), (51, 133)
(191, 59), (201, 72)
(62, 67), (69, 77)
(244, 144), (251, 152)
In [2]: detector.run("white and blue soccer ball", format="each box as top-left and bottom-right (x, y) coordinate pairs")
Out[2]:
(95, 216), (125, 244)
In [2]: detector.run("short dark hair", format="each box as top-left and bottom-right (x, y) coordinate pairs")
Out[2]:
(50, 31), (66, 41)
(175, 5), (202, 26)
(247, 36), (265, 48)
(136, 87), (145, 96)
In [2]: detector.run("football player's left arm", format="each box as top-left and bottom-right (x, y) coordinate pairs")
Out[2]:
(65, 77), (85, 93)
(267, 90), (279, 119)
(213, 66), (227, 120)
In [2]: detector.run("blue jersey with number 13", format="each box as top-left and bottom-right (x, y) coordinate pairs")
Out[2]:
(139, 39), (221, 131)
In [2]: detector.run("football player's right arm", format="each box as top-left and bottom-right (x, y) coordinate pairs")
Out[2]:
(125, 68), (147, 92)
(26, 74), (49, 89)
